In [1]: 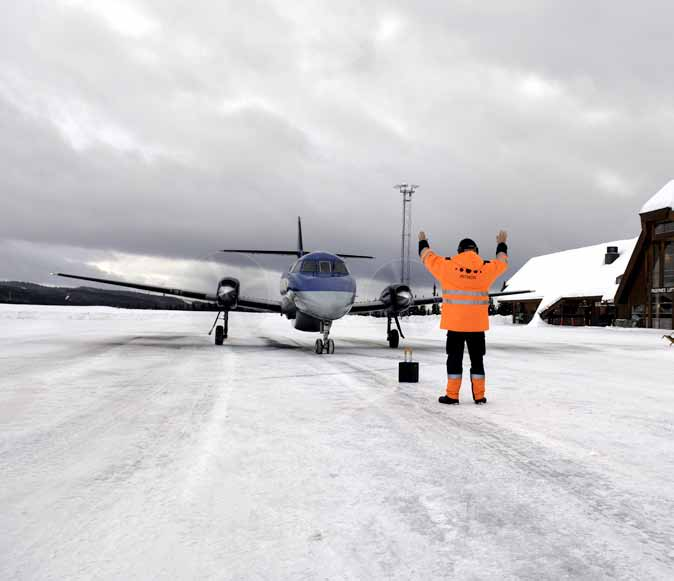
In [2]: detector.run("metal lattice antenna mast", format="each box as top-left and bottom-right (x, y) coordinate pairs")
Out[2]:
(394, 183), (419, 285)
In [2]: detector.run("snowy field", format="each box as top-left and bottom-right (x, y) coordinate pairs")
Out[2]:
(1, 305), (673, 580)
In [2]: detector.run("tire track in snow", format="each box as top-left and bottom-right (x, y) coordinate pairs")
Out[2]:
(180, 350), (236, 502)
(2, 337), (236, 580)
(331, 356), (674, 577)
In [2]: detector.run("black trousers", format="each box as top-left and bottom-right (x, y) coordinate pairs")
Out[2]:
(446, 331), (486, 376)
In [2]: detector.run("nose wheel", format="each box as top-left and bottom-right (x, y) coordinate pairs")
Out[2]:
(314, 338), (335, 354)
(315, 321), (335, 354)
(209, 310), (229, 345)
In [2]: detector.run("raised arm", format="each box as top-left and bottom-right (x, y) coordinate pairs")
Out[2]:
(418, 231), (447, 279)
(484, 230), (509, 278)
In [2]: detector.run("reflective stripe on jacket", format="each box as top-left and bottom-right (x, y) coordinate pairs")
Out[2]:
(420, 247), (508, 332)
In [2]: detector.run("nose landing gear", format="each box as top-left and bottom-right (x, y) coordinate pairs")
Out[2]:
(387, 314), (405, 348)
(315, 320), (335, 354)
(209, 310), (229, 345)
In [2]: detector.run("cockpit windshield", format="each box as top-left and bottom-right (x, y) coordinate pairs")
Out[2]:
(334, 260), (349, 274)
(295, 257), (350, 276)
(300, 260), (318, 273)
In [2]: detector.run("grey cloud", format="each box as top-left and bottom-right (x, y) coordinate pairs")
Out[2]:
(1, 0), (673, 296)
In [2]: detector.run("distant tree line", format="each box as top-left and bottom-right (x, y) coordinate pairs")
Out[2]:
(0, 281), (218, 311)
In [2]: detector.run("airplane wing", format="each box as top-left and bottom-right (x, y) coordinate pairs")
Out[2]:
(54, 273), (217, 301)
(349, 300), (389, 314)
(349, 289), (535, 314)
(488, 290), (535, 297)
(53, 273), (282, 313)
(237, 296), (282, 313)
(409, 290), (536, 306)
(349, 296), (441, 314)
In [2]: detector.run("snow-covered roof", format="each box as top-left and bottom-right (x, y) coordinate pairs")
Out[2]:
(640, 179), (674, 214)
(499, 238), (638, 315)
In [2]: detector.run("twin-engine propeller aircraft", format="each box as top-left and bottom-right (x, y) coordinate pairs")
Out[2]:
(55, 217), (526, 354)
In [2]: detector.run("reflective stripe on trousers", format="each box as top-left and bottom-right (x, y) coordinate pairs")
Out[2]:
(471, 374), (486, 400)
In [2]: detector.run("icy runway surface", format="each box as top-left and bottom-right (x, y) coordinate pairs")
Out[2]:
(1, 306), (673, 580)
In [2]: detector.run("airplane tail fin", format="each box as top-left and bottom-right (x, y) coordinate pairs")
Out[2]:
(220, 216), (374, 259)
(297, 216), (304, 258)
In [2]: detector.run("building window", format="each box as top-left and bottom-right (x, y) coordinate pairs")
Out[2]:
(652, 292), (673, 329)
(650, 241), (673, 330)
(652, 243), (661, 288)
(664, 241), (674, 287)
(654, 221), (674, 236)
(631, 304), (646, 327)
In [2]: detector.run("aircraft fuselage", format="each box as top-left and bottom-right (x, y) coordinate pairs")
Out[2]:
(280, 251), (356, 327)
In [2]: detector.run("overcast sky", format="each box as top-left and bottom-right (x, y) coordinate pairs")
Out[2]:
(2, 0), (673, 299)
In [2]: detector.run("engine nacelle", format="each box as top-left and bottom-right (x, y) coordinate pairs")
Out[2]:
(378, 284), (413, 314)
(216, 277), (240, 309)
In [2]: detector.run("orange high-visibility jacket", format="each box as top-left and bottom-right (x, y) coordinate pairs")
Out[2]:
(421, 245), (508, 332)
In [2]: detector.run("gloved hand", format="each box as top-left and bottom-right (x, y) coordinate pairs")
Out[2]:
(418, 231), (428, 241)
(496, 230), (508, 244)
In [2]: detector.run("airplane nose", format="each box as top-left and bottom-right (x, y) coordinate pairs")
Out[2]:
(294, 291), (354, 320)
(396, 290), (412, 309)
(218, 285), (236, 297)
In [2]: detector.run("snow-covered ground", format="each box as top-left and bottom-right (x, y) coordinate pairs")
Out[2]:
(1, 305), (673, 580)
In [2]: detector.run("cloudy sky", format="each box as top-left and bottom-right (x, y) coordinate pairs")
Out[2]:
(2, 0), (673, 299)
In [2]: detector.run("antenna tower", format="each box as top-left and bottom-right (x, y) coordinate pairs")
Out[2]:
(394, 183), (419, 285)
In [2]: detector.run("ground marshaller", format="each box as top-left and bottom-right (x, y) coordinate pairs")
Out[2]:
(418, 229), (509, 405)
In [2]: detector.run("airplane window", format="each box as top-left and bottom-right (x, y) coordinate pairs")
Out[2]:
(300, 260), (318, 273)
(290, 261), (301, 273)
(319, 261), (332, 273)
(334, 260), (349, 274)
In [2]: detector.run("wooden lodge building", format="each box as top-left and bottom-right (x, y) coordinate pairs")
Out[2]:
(499, 180), (674, 329)
(615, 181), (674, 329)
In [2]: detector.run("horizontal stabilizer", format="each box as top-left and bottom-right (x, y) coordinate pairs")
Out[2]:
(220, 250), (373, 259)
(220, 249), (301, 256)
(335, 253), (375, 259)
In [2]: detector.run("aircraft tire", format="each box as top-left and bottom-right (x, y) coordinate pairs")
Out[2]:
(326, 339), (335, 354)
(314, 339), (324, 354)
(388, 330), (400, 348)
(215, 325), (225, 345)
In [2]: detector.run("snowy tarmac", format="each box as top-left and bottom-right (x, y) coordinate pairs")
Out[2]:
(1, 305), (673, 580)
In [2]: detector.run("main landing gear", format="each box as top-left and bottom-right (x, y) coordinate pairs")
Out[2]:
(387, 314), (405, 349)
(314, 320), (335, 355)
(209, 310), (229, 345)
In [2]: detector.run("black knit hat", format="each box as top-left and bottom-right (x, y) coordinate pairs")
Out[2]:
(457, 238), (478, 253)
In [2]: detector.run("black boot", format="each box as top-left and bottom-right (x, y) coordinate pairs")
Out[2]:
(474, 397), (487, 405)
(439, 396), (460, 405)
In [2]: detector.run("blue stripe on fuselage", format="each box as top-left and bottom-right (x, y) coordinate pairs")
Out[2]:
(287, 273), (356, 293)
